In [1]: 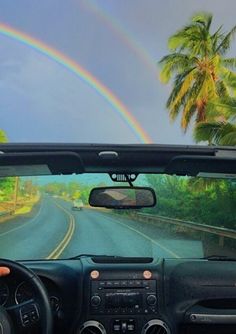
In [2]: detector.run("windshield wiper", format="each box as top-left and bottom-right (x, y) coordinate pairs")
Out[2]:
(203, 255), (236, 261)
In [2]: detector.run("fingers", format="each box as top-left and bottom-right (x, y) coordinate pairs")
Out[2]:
(0, 267), (10, 276)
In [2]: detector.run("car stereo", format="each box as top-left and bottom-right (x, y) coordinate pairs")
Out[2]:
(90, 279), (157, 315)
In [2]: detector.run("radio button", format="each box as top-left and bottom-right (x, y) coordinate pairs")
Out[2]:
(121, 281), (128, 287)
(106, 281), (113, 287)
(127, 320), (135, 331)
(128, 281), (135, 287)
(121, 322), (127, 332)
(113, 320), (121, 332)
(134, 280), (142, 287)
(113, 281), (120, 287)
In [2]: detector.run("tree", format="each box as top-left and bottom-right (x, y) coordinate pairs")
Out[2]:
(159, 12), (236, 131)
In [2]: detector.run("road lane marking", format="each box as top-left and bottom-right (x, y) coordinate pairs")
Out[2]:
(109, 217), (180, 258)
(46, 202), (75, 260)
(0, 204), (42, 237)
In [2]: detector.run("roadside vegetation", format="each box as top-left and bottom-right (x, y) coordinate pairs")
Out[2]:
(0, 178), (39, 217)
(145, 175), (236, 230)
(41, 182), (92, 205)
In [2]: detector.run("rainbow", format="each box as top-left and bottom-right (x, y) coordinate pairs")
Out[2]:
(82, 0), (156, 72)
(0, 22), (152, 143)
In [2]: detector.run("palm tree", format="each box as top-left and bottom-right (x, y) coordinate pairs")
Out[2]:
(194, 96), (236, 145)
(159, 12), (236, 131)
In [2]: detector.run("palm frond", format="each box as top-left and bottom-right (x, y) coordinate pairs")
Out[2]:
(181, 103), (196, 130)
(191, 12), (213, 30)
(216, 80), (230, 98)
(222, 58), (236, 69)
(220, 130), (236, 145)
(211, 26), (224, 52)
(159, 53), (195, 83)
(194, 121), (236, 145)
(220, 67), (236, 88)
(0, 130), (8, 143)
(204, 97), (236, 123)
(216, 25), (236, 55)
(168, 70), (195, 117)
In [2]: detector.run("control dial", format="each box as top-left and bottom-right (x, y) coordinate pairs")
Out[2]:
(146, 294), (157, 306)
(91, 295), (101, 307)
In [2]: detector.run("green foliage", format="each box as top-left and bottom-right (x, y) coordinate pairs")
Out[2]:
(146, 175), (236, 229)
(20, 180), (38, 197)
(0, 178), (15, 200)
(194, 121), (236, 145)
(41, 182), (93, 204)
(0, 130), (8, 143)
(159, 12), (236, 134)
(193, 95), (236, 145)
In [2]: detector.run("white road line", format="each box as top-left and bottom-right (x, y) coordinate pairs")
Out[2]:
(104, 214), (180, 258)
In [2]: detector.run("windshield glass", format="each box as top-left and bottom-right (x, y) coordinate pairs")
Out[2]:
(0, 0), (235, 145)
(0, 174), (235, 260)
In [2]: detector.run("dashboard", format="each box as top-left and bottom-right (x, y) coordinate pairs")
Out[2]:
(1, 257), (236, 334)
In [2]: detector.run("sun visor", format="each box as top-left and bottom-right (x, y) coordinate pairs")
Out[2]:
(165, 155), (236, 177)
(0, 152), (84, 176)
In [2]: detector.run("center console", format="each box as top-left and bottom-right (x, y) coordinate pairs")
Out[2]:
(79, 267), (171, 334)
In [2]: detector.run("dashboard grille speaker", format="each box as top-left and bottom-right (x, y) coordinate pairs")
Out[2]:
(142, 320), (171, 334)
(79, 321), (106, 334)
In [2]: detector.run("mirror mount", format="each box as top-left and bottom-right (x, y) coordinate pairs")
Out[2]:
(109, 173), (138, 186)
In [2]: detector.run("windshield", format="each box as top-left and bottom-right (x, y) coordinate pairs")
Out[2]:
(0, 174), (235, 260)
(0, 0), (235, 145)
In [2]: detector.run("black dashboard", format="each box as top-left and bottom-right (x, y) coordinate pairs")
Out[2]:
(2, 257), (236, 334)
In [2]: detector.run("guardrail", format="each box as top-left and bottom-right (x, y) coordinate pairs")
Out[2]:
(135, 212), (236, 247)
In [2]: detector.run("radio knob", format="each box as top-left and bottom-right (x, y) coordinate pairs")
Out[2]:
(91, 295), (101, 307)
(146, 294), (157, 306)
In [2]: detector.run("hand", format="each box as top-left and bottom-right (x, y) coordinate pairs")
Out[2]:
(0, 267), (10, 276)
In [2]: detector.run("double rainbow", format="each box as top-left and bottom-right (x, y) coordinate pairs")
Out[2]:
(0, 23), (152, 143)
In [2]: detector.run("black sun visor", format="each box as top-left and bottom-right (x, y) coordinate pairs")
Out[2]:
(0, 151), (84, 176)
(165, 155), (236, 177)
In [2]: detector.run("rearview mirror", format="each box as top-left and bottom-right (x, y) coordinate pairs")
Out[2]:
(89, 187), (156, 209)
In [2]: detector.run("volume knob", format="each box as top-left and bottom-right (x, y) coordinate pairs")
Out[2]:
(91, 295), (101, 307)
(146, 294), (157, 306)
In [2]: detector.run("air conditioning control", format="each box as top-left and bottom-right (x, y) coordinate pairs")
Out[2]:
(91, 295), (101, 307)
(146, 294), (157, 306)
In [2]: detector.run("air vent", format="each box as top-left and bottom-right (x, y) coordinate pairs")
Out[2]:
(91, 256), (153, 264)
(142, 320), (171, 334)
(79, 321), (106, 334)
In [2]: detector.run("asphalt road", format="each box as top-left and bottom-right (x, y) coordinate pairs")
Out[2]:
(0, 196), (204, 260)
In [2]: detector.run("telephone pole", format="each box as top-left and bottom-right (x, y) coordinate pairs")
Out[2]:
(13, 177), (19, 212)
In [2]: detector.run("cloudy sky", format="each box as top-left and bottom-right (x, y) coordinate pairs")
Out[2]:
(0, 0), (235, 144)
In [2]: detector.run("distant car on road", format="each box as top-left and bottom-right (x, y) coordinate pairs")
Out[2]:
(72, 199), (83, 211)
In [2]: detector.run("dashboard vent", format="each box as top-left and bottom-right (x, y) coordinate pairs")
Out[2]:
(79, 321), (106, 334)
(142, 320), (170, 334)
(91, 256), (153, 264)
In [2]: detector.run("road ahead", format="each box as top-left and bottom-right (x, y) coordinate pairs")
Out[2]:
(0, 196), (204, 260)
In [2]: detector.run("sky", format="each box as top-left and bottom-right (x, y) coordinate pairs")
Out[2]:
(0, 0), (235, 144)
